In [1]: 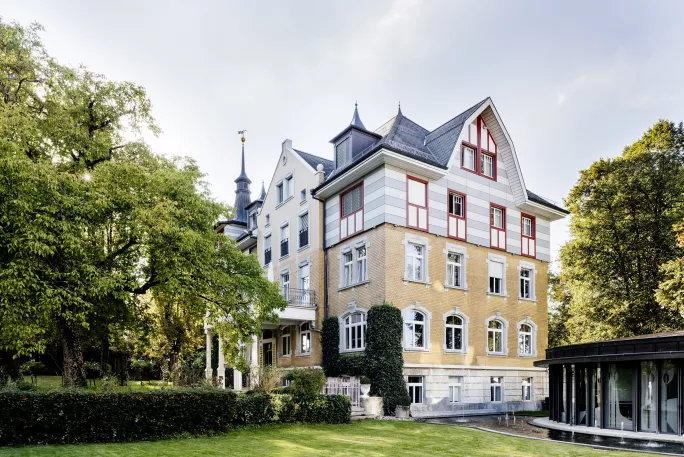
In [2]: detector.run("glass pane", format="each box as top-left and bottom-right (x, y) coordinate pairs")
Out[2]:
(446, 327), (452, 349)
(408, 179), (426, 206)
(454, 328), (461, 350)
(577, 366), (587, 425)
(414, 323), (423, 347)
(660, 361), (678, 434)
(606, 364), (633, 430)
(561, 366), (567, 423)
(640, 361), (657, 432)
(593, 366), (601, 428)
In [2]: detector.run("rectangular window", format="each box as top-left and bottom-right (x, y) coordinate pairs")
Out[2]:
(356, 246), (367, 283)
(265, 214), (270, 226)
(462, 146), (475, 170)
(520, 268), (531, 299)
(405, 243), (425, 281)
(249, 212), (257, 230)
(407, 176), (428, 231)
(298, 212), (309, 248)
(490, 204), (506, 250)
(340, 183), (363, 240)
(280, 272), (290, 302)
(490, 377), (503, 402)
(276, 182), (284, 204)
(342, 251), (354, 287)
(336, 138), (350, 168)
(522, 377), (532, 401)
(281, 327), (291, 356)
(488, 260), (504, 295)
(300, 188), (306, 202)
(447, 191), (466, 240)
(481, 153), (494, 178)
(449, 376), (463, 403)
(284, 175), (292, 200)
(446, 251), (462, 287)
(264, 235), (272, 265)
(280, 224), (289, 258)
(521, 214), (536, 258)
(408, 376), (424, 404)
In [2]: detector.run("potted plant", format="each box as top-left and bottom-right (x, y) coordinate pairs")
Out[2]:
(360, 376), (371, 397)
(394, 395), (411, 418)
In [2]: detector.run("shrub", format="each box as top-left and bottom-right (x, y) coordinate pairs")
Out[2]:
(0, 390), (350, 445)
(337, 354), (366, 377)
(251, 365), (282, 392)
(321, 316), (340, 376)
(20, 361), (46, 385)
(365, 303), (408, 415)
(383, 395), (411, 415)
(360, 376), (371, 385)
(285, 368), (326, 398)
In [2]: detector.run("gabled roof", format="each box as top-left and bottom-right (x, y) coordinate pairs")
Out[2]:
(527, 190), (569, 215)
(294, 149), (334, 175)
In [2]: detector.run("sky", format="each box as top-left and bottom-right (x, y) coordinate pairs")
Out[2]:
(3, 0), (684, 267)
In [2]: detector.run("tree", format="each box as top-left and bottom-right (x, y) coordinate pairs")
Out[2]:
(547, 271), (571, 348)
(0, 20), (286, 386)
(657, 222), (684, 313)
(557, 120), (684, 343)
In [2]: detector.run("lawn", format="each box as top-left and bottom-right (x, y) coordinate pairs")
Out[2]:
(0, 420), (639, 457)
(32, 376), (172, 391)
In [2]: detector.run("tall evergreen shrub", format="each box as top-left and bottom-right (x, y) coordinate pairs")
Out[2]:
(365, 303), (408, 415)
(321, 316), (340, 376)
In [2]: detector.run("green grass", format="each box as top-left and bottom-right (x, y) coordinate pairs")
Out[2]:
(0, 420), (639, 457)
(32, 376), (172, 391)
(516, 410), (549, 417)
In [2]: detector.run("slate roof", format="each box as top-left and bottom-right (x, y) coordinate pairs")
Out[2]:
(527, 190), (569, 214)
(294, 149), (334, 176)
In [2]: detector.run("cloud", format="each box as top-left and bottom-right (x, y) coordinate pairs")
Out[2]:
(377, 0), (419, 28)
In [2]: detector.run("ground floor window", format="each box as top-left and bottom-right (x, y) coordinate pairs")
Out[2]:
(522, 377), (532, 401)
(490, 376), (503, 402)
(606, 363), (633, 430)
(408, 376), (424, 404)
(449, 376), (462, 403)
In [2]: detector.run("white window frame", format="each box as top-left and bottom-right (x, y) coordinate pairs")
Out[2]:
(403, 233), (431, 284)
(265, 214), (270, 227)
(448, 376), (463, 403)
(517, 317), (538, 357)
(297, 322), (312, 356)
(405, 242), (425, 281)
(486, 253), (507, 297)
(280, 270), (290, 302)
(407, 376), (424, 404)
(522, 216), (533, 237)
(481, 153), (494, 178)
(485, 313), (509, 356)
(522, 377), (533, 401)
(446, 251), (463, 288)
(276, 181), (284, 204)
(402, 303), (432, 352)
(462, 146), (476, 170)
(283, 174), (293, 200)
(490, 376), (503, 402)
(443, 244), (468, 290)
(298, 210), (309, 249)
(298, 261), (311, 305)
(281, 326), (291, 357)
(263, 234), (272, 265)
(338, 238), (370, 289)
(491, 206), (504, 229)
(280, 222), (290, 259)
(300, 188), (307, 203)
(517, 261), (536, 301)
(443, 307), (469, 354)
(339, 307), (368, 353)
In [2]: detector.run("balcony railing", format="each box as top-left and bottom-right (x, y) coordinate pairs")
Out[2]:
(299, 228), (309, 248)
(264, 248), (272, 265)
(280, 239), (289, 258)
(282, 287), (317, 307)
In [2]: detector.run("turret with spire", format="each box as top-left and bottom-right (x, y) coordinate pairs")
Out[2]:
(329, 102), (381, 169)
(232, 131), (252, 224)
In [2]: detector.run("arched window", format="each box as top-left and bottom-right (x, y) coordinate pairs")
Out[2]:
(516, 318), (537, 357)
(343, 312), (367, 351)
(405, 310), (426, 349)
(299, 322), (311, 355)
(445, 315), (463, 351)
(487, 320), (504, 354)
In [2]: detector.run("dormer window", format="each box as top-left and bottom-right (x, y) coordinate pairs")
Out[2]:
(461, 116), (497, 180)
(249, 213), (257, 230)
(336, 137), (350, 168)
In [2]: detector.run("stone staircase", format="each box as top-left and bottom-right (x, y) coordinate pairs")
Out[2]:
(351, 406), (375, 420)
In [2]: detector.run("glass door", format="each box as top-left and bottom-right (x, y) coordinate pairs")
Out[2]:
(660, 360), (678, 434)
(639, 361), (657, 432)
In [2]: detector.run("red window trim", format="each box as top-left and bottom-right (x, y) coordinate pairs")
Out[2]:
(406, 175), (429, 232)
(339, 182), (364, 241)
(490, 203), (506, 252)
(460, 116), (497, 182)
(447, 189), (467, 241)
(520, 213), (536, 259)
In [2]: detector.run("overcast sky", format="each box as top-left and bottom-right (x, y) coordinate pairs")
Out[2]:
(3, 0), (684, 266)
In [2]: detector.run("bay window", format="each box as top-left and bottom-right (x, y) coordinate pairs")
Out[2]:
(461, 116), (497, 179)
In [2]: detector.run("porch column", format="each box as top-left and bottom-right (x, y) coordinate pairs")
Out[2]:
(217, 336), (226, 389)
(250, 334), (259, 389)
(233, 368), (243, 390)
(205, 328), (213, 380)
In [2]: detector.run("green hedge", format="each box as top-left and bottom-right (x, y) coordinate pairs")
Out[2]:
(321, 317), (366, 377)
(365, 303), (409, 415)
(0, 390), (350, 445)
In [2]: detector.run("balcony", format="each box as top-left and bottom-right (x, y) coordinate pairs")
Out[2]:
(277, 287), (317, 323)
(282, 287), (317, 307)
(299, 228), (309, 248)
(264, 248), (272, 265)
(280, 239), (289, 258)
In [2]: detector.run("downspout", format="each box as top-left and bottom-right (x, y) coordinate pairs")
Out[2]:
(322, 198), (329, 319)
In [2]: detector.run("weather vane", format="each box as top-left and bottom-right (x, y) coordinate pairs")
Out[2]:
(238, 130), (247, 143)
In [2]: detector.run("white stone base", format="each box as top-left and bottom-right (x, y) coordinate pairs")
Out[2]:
(364, 396), (383, 418)
(533, 417), (684, 444)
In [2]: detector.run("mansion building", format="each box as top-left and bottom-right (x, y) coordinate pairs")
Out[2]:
(209, 98), (568, 416)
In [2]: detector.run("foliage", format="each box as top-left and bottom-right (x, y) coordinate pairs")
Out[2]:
(285, 368), (326, 398)
(657, 222), (684, 313)
(321, 316), (340, 376)
(171, 350), (206, 387)
(556, 120), (684, 343)
(0, 20), (286, 386)
(0, 390), (350, 445)
(365, 303), (408, 415)
(547, 271), (571, 348)
(359, 376), (371, 385)
(251, 365), (282, 392)
(336, 354), (366, 377)
(19, 361), (46, 385)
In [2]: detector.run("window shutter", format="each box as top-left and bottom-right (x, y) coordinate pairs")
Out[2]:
(488, 261), (503, 279)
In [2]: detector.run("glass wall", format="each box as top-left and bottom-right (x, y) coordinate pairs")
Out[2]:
(592, 366), (601, 428)
(561, 366), (567, 423)
(660, 360), (678, 434)
(576, 365), (587, 425)
(640, 361), (657, 432)
(606, 364), (633, 430)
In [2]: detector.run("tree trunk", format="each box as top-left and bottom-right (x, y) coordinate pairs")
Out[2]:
(100, 335), (110, 376)
(58, 319), (87, 388)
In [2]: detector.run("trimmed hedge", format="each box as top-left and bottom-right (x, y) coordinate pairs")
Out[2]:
(0, 390), (350, 445)
(321, 316), (340, 376)
(365, 303), (409, 415)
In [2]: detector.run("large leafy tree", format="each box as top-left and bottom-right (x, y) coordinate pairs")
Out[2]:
(554, 120), (684, 343)
(0, 20), (285, 386)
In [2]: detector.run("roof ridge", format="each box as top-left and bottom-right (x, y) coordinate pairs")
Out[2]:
(426, 97), (489, 144)
(294, 148), (333, 164)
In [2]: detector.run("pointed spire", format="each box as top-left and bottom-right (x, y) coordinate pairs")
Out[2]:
(259, 181), (266, 200)
(232, 130), (251, 224)
(350, 101), (366, 130)
(236, 130), (250, 182)
(398, 101), (402, 116)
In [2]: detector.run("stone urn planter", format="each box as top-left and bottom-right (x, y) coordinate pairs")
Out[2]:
(395, 405), (410, 419)
(360, 383), (371, 397)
